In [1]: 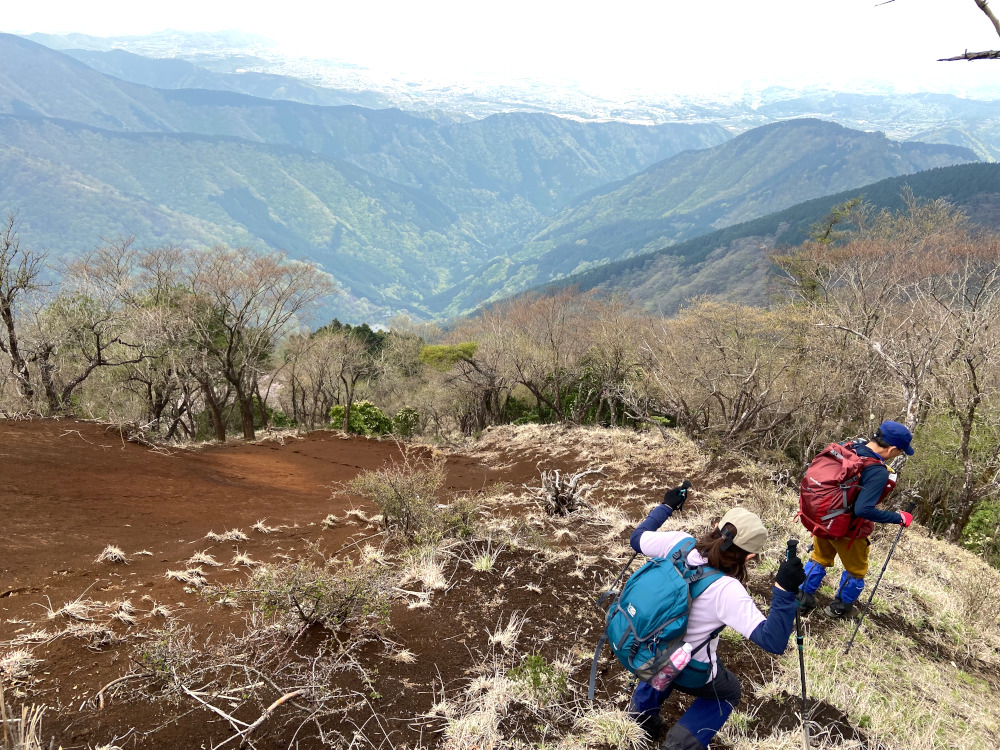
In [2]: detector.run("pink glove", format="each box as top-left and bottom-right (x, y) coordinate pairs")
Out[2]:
(899, 511), (913, 528)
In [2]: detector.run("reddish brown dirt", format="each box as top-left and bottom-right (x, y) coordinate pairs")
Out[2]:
(0, 418), (898, 749)
(1, 419), (529, 748)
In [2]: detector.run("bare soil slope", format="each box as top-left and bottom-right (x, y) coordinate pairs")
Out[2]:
(1, 419), (526, 747)
(2, 418), (990, 750)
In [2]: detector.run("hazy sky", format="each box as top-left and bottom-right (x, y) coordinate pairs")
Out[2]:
(5, 1), (1000, 97)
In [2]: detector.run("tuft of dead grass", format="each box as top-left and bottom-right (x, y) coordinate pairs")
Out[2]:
(400, 545), (449, 592)
(165, 568), (208, 587)
(95, 545), (129, 564)
(0, 689), (46, 750)
(487, 613), (527, 651)
(186, 551), (222, 567)
(230, 551), (257, 568)
(204, 529), (249, 543)
(0, 649), (40, 682)
(575, 708), (646, 750)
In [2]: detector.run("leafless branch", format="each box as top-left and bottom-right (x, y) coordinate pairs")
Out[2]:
(939, 49), (1000, 60)
(939, 0), (1000, 59)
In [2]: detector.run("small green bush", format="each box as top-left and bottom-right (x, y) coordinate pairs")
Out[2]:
(392, 406), (421, 438)
(348, 455), (447, 538)
(961, 498), (1000, 566)
(237, 554), (391, 631)
(330, 400), (392, 436)
(509, 653), (568, 707)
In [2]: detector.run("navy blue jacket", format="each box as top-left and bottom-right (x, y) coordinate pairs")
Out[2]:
(852, 443), (904, 526)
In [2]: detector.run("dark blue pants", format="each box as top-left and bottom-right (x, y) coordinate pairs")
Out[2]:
(630, 665), (741, 750)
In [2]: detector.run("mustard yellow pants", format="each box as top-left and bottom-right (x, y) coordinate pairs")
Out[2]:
(809, 536), (870, 578)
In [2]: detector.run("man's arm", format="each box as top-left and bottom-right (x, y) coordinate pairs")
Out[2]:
(853, 463), (904, 524)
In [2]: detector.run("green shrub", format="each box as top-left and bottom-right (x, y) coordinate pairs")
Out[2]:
(354, 401), (392, 435)
(236, 553), (391, 631)
(330, 400), (392, 436)
(508, 653), (568, 707)
(392, 406), (421, 438)
(348, 455), (447, 538)
(962, 498), (1000, 567)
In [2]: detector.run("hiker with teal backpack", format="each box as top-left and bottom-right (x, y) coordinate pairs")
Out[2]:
(796, 420), (915, 619)
(616, 485), (806, 750)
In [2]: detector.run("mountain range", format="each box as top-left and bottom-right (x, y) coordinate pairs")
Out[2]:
(537, 161), (1000, 315)
(1, 32), (997, 322)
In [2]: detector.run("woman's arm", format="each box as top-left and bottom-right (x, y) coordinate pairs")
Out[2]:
(747, 588), (797, 654)
(629, 504), (674, 553)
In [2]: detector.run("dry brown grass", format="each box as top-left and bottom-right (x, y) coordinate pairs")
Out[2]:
(0, 681), (46, 750)
(204, 528), (249, 543)
(471, 423), (702, 487)
(94, 544), (128, 564)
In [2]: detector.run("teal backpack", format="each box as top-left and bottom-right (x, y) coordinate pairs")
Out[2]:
(588, 538), (724, 700)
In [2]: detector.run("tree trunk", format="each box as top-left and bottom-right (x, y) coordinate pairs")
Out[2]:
(36, 345), (60, 413)
(235, 384), (256, 440)
(0, 300), (34, 401)
(199, 380), (227, 442)
(253, 379), (269, 431)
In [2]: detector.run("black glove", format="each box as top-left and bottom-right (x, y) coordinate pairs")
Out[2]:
(663, 481), (691, 511)
(775, 555), (806, 592)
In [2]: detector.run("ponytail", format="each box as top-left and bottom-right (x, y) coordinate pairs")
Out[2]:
(694, 523), (752, 583)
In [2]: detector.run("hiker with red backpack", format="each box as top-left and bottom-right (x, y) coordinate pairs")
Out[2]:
(797, 420), (915, 618)
(622, 486), (806, 750)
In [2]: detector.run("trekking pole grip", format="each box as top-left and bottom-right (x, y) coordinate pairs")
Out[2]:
(786, 538), (799, 560)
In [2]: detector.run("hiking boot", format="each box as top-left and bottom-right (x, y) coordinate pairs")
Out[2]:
(823, 598), (855, 619)
(797, 591), (817, 615)
(660, 723), (706, 750)
(634, 711), (665, 742)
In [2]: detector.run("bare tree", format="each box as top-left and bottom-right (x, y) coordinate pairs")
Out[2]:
(918, 236), (1000, 537)
(185, 246), (336, 441)
(937, 0), (1000, 60)
(482, 289), (591, 422)
(644, 301), (837, 455)
(279, 328), (377, 430)
(0, 213), (47, 404)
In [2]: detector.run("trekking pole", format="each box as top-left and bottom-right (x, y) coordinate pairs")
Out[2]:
(787, 539), (810, 750)
(843, 499), (918, 655)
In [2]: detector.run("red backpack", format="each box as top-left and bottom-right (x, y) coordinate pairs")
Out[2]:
(798, 441), (885, 540)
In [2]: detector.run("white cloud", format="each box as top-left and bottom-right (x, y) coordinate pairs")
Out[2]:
(4, 0), (1000, 96)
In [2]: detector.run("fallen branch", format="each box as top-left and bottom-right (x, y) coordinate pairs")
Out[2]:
(88, 673), (147, 710)
(181, 685), (249, 731)
(211, 690), (306, 750)
(242, 690), (305, 739)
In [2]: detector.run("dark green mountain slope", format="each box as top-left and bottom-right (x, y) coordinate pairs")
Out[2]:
(536, 162), (1000, 314)
(435, 119), (979, 316)
(0, 114), (489, 320)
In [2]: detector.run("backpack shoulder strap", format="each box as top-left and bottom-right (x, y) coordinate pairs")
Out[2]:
(587, 628), (609, 701)
(668, 538), (724, 595)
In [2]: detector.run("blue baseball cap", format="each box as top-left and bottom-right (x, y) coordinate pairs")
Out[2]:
(878, 420), (914, 456)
